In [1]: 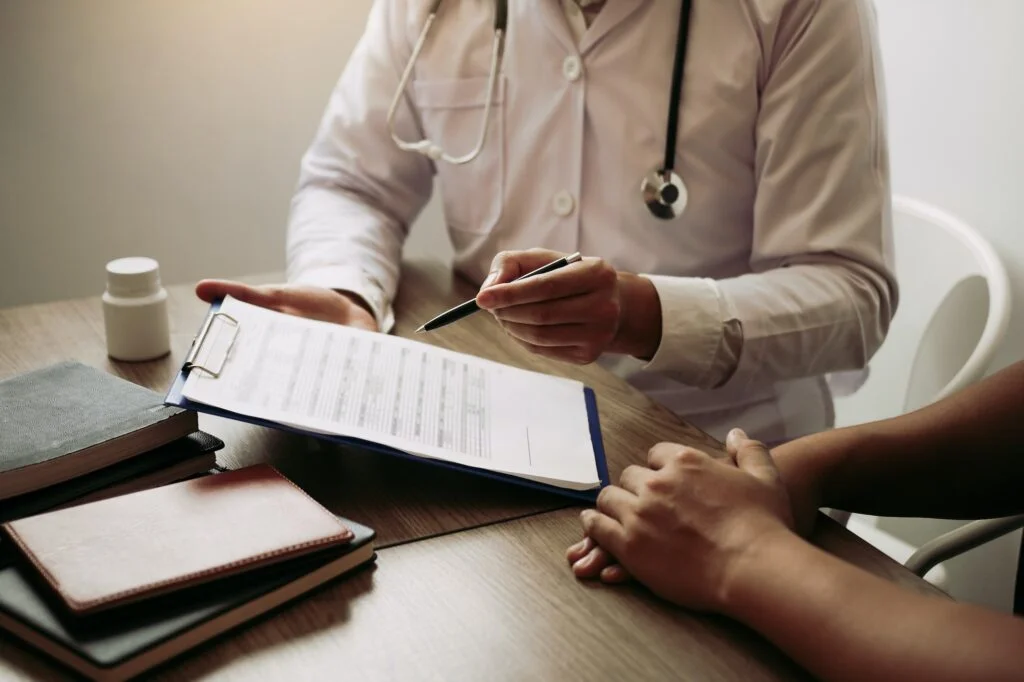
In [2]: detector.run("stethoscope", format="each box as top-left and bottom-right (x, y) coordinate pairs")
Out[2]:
(387, 0), (694, 220)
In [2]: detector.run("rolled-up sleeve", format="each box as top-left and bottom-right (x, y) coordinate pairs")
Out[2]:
(286, 0), (435, 332)
(642, 0), (897, 390)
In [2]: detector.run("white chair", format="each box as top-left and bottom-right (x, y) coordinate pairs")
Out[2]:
(828, 196), (1018, 585)
(832, 195), (1011, 424)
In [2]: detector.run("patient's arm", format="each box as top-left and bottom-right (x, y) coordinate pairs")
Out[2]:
(724, 525), (1024, 682)
(577, 434), (1024, 682)
(774, 361), (1024, 519)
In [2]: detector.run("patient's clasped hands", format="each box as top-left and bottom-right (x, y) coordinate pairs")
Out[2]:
(567, 429), (803, 613)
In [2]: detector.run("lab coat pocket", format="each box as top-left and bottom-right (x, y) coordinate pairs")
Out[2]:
(413, 76), (505, 235)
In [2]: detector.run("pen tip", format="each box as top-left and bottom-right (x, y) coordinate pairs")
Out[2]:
(415, 325), (426, 334)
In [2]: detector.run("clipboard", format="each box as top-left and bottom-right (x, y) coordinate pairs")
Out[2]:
(165, 301), (610, 503)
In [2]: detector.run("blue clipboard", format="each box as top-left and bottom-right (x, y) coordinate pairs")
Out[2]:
(165, 301), (610, 504)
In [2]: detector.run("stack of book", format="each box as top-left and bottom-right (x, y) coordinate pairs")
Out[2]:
(0, 361), (222, 522)
(0, 465), (375, 681)
(0, 362), (377, 679)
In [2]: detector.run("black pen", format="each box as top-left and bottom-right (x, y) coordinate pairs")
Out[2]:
(416, 252), (583, 333)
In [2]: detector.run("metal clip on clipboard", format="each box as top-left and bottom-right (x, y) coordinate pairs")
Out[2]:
(181, 308), (240, 379)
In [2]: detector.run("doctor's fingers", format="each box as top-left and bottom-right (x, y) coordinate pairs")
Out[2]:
(500, 318), (617, 351)
(491, 289), (620, 325)
(196, 279), (266, 305)
(507, 337), (597, 365)
(485, 248), (568, 285)
(195, 280), (307, 311)
(477, 257), (617, 310)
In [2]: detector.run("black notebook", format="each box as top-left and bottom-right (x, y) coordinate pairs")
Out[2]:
(0, 361), (198, 500)
(0, 431), (223, 524)
(0, 516), (375, 682)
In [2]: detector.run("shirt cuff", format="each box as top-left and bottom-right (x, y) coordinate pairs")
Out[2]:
(640, 275), (738, 389)
(289, 266), (395, 333)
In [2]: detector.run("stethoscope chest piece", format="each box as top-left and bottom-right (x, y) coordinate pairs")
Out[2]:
(641, 167), (687, 220)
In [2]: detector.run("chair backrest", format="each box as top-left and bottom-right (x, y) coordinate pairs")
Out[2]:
(832, 196), (1011, 427)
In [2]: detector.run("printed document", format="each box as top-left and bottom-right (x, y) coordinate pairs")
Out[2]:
(182, 297), (601, 490)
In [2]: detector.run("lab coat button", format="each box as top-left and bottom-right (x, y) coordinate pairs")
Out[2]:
(562, 56), (583, 82)
(552, 190), (576, 217)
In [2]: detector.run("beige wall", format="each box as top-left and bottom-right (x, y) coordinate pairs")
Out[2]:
(0, 0), (447, 308)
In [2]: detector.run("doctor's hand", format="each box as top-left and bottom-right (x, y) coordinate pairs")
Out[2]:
(568, 430), (795, 613)
(475, 249), (662, 364)
(194, 280), (378, 332)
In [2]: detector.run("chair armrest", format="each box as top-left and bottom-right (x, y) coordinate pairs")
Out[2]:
(905, 515), (1024, 576)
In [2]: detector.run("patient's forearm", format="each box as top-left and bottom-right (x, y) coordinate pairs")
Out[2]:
(723, 531), (1024, 682)
(773, 362), (1024, 518)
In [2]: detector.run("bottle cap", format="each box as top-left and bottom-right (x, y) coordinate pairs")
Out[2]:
(105, 257), (161, 297)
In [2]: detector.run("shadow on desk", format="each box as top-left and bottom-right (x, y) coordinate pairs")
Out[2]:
(212, 421), (575, 549)
(146, 563), (378, 682)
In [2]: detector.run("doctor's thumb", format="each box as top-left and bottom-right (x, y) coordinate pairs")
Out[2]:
(483, 249), (565, 289)
(480, 270), (501, 290)
(725, 428), (749, 455)
(480, 251), (520, 289)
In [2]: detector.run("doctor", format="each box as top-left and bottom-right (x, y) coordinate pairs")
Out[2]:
(197, 0), (896, 443)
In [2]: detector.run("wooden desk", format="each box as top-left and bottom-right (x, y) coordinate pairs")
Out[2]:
(0, 262), (943, 681)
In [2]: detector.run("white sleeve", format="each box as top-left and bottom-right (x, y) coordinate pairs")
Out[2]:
(286, 0), (435, 332)
(640, 0), (897, 390)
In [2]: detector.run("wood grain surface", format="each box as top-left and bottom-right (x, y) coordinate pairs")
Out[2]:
(0, 261), (719, 549)
(0, 262), (946, 681)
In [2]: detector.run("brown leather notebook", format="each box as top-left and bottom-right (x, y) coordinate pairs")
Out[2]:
(1, 464), (353, 615)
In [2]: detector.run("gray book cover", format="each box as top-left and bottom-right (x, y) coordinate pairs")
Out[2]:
(0, 361), (195, 483)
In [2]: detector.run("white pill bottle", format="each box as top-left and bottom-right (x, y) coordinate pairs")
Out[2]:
(102, 257), (171, 361)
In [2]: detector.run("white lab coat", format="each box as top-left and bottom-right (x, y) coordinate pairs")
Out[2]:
(287, 0), (897, 444)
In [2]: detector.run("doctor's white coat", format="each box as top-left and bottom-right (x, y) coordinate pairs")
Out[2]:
(286, 0), (897, 443)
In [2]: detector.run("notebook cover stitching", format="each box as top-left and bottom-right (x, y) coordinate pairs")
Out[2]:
(2, 465), (354, 613)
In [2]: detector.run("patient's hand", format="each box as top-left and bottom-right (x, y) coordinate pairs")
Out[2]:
(569, 430), (795, 612)
(566, 535), (630, 583)
(195, 280), (378, 332)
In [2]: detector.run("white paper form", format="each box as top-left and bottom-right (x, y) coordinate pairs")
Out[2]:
(182, 297), (601, 490)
